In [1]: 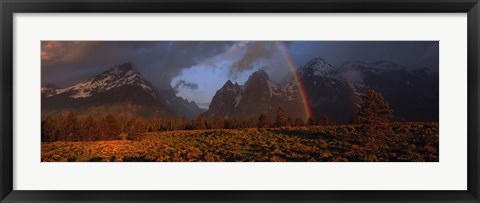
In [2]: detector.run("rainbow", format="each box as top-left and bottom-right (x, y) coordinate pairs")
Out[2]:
(276, 42), (313, 120)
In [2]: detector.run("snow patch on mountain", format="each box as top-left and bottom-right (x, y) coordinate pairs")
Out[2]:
(299, 58), (335, 77)
(45, 63), (157, 99)
(234, 93), (243, 107)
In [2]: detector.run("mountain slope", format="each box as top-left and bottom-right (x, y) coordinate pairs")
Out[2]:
(340, 60), (439, 121)
(297, 58), (358, 122)
(42, 63), (203, 119)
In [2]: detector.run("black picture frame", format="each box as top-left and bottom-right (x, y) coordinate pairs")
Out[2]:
(1, 0), (479, 202)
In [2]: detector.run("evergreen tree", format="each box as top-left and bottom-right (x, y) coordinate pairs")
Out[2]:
(307, 116), (316, 126)
(354, 90), (393, 148)
(224, 119), (234, 129)
(180, 117), (188, 130)
(274, 107), (287, 127)
(258, 114), (269, 128)
(62, 112), (79, 141)
(294, 117), (305, 126)
(128, 118), (146, 140)
(287, 116), (293, 127)
(99, 114), (121, 140)
(319, 115), (331, 125)
(194, 115), (207, 130)
(41, 116), (56, 142)
(80, 116), (96, 141)
(211, 115), (224, 129)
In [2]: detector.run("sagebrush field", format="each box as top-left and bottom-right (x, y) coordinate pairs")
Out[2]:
(41, 122), (438, 162)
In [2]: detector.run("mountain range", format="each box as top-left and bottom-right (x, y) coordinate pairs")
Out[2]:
(42, 58), (438, 122)
(204, 58), (438, 122)
(42, 63), (203, 119)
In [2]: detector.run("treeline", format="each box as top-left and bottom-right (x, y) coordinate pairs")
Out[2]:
(41, 107), (331, 142)
(42, 90), (406, 155)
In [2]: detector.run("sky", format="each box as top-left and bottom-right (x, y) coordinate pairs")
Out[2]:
(41, 41), (439, 109)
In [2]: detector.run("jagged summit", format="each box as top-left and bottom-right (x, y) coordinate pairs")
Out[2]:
(299, 57), (335, 77)
(225, 80), (240, 87)
(218, 80), (241, 93)
(203, 69), (305, 119)
(217, 80), (241, 94)
(105, 62), (134, 73)
(245, 69), (269, 87)
(250, 69), (269, 78)
(113, 62), (133, 71)
(94, 62), (143, 83)
(224, 80), (234, 87)
(305, 57), (329, 65)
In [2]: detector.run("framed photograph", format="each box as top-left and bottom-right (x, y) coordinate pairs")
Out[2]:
(1, 0), (479, 202)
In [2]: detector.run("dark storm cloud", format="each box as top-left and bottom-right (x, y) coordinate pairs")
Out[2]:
(229, 42), (277, 77)
(42, 40), (439, 93)
(41, 41), (234, 89)
(155, 41), (236, 88)
(287, 41), (439, 71)
(42, 41), (439, 109)
(226, 41), (321, 80)
(173, 80), (199, 93)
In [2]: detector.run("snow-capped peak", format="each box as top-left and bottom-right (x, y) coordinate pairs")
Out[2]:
(44, 62), (156, 99)
(93, 62), (139, 81)
(299, 57), (335, 77)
